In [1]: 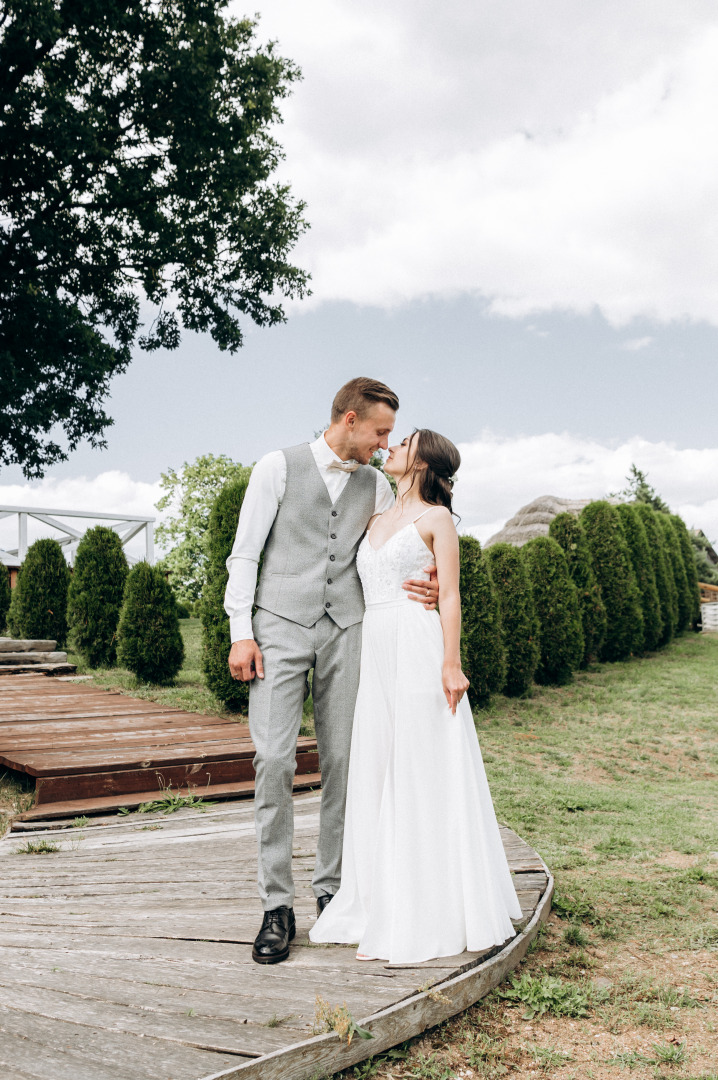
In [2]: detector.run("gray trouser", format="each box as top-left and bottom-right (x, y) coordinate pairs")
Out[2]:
(249, 608), (362, 910)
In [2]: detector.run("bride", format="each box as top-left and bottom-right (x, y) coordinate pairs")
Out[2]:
(309, 428), (522, 964)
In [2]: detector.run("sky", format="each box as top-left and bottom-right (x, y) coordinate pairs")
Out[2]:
(2, 0), (718, 552)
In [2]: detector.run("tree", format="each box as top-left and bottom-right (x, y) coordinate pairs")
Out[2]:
(201, 472), (253, 711)
(458, 535), (506, 707)
(669, 515), (701, 630)
(155, 454), (250, 602)
(611, 464), (670, 512)
(656, 514), (691, 632)
(691, 530), (718, 587)
(634, 503), (677, 646)
(616, 503), (663, 652)
(580, 501), (644, 661)
(548, 512), (607, 665)
(0, 566), (11, 632)
(486, 542), (540, 696)
(521, 537), (583, 685)
(0, 1), (309, 478)
(116, 561), (184, 683)
(66, 526), (128, 666)
(7, 538), (70, 645)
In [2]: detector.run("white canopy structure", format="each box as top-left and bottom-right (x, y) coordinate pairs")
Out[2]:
(0, 505), (155, 569)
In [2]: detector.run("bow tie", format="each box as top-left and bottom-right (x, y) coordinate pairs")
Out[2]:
(327, 459), (359, 473)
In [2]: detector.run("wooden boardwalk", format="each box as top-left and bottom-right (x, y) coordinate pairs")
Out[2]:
(0, 795), (552, 1080)
(0, 675), (319, 820)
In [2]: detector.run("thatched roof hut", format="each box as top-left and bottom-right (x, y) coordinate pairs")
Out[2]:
(484, 495), (590, 549)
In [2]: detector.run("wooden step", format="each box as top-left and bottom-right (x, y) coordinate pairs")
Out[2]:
(0, 638), (57, 652)
(0, 663), (77, 676)
(13, 772), (323, 821)
(0, 651), (68, 665)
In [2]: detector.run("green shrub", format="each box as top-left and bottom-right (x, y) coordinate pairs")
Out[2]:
(116, 562), (184, 683)
(691, 530), (718, 586)
(580, 501), (644, 661)
(458, 535), (506, 707)
(7, 538), (70, 646)
(202, 470), (253, 711)
(634, 503), (677, 646)
(0, 567), (10, 633)
(616, 504), (663, 652)
(670, 515), (701, 630)
(486, 542), (540, 696)
(66, 527), (128, 666)
(521, 536), (583, 685)
(175, 600), (191, 619)
(549, 513), (607, 665)
(656, 513), (690, 632)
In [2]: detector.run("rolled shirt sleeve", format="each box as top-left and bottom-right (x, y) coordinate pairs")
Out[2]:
(224, 451), (286, 643)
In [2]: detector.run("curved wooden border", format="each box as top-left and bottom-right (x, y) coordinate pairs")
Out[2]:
(201, 853), (554, 1080)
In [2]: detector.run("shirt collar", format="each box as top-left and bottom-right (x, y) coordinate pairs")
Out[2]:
(311, 432), (355, 467)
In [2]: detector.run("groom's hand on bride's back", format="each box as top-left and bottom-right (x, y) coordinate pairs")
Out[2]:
(403, 565), (439, 610)
(229, 640), (265, 682)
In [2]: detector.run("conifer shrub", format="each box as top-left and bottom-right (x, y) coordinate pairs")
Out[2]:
(116, 562), (184, 683)
(634, 503), (677, 646)
(67, 527), (128, 667)
(670, 514), (701, 630)
(201, 470), (253, 711)
(548, 512), (607, 665)
(580, 501), (644, 661)
(458, 535), (506, 707)
(486, 542), (540, 696)
(0, 567), (10, 633)
(616, 503), (663, 652)
(7, 538), (70, 645)
(521, 536), (583, 685)
(656, 513), (691, 632)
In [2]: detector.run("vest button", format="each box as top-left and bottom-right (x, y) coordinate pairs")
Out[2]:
(325, 601), (331, 608)
(329, 554), (335, 561)
(331, 511), (338, 517)
(327, 578), (333, 585)
(330, 533), (336, 539)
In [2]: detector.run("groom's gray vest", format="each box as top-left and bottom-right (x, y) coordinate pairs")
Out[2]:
(255, 442), (377, 629)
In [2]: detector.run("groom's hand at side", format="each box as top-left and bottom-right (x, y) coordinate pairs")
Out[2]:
(402, 565), (439, 610)
(228, 640), (265, 682)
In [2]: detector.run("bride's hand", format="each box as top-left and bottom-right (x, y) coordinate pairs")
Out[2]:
(442, 661), (469, 714)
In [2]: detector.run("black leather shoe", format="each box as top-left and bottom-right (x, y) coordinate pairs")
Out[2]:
(252, 906), (296, 964)
(316, 893), (333, 917)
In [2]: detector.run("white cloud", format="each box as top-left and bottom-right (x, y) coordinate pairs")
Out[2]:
(454, 433), (718, 543)
(0, 472), (163, 560)
(621, 337), (654, 351)
(245, 1), (718, 324)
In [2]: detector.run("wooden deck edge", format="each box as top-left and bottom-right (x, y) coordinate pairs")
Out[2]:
(199, 854), (554, 1080)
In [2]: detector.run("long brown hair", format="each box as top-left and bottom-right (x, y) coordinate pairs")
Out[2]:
(403, 429), (461, 516)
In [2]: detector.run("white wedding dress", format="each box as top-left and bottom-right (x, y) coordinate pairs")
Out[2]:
(309, 513), (523, 963)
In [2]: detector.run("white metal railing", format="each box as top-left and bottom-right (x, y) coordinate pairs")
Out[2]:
(701, 602), (718, 631)
(0, 505), (155, 568)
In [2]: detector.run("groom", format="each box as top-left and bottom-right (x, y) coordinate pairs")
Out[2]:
(225, 377), (439, 964)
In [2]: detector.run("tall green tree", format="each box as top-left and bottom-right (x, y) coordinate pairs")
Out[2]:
(634, 503), (677, 646)
(521, 536), (583, 685)
(67, 526), (128, 666)
(201, 472), (253, 711)
(116, 561), (184, 683)
(0, 1), (308, 478)
(155, 454), (249, 602)
(486, 542), (540, 696)
(611, 464), (670, 512)
(616, 503), (663, 652)
(657, 514), (691, 632)
(669, 515), (701, 630)
(549, 512), (607, 665)
(580, 501), (644, 661)
(0, 566), (11, 632)
(7, 538), (70, 645)
(458, 535), (506, 707)
(691, 530), (718, 587)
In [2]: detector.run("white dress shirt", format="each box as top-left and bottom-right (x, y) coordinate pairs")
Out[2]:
(225, 434), (396, 642)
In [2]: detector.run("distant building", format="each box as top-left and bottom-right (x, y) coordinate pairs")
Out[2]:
(484, 495), (591, 548)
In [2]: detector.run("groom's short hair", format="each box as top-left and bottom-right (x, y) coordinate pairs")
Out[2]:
(331, 377), (399, 422)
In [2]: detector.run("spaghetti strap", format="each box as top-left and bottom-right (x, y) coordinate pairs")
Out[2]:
(412, 507), (434, 524)
(367, 514), (383, 535)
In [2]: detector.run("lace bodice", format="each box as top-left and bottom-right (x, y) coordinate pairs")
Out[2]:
(357, 521), (433, 605)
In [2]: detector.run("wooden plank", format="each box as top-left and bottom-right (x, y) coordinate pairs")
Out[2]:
(198, 869), (555, 1080)
(11, 740), (315, 775)
(0, 1006), (243, 1080)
